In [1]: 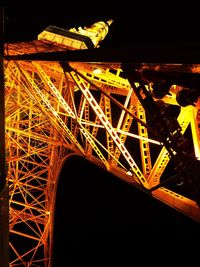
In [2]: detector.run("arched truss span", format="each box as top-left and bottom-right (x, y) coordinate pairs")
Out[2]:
(4, 41), (200, 266)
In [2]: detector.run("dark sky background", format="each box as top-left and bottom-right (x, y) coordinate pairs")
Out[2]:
(4, 1), (200, 46)
(3, 2), (200, 266)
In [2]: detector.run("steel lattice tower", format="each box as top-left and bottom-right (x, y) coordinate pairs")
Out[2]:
(3, 20), (200, 266)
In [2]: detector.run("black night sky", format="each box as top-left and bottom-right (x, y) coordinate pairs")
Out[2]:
(4, 1), (200, 266)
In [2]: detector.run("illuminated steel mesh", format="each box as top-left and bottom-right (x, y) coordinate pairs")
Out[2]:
(4, 22), (200, 266)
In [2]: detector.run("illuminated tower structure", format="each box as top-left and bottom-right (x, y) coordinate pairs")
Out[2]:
(4, 19), (200, 266)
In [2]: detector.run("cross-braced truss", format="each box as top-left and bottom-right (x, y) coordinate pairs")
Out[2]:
(4, 40), (200, 266)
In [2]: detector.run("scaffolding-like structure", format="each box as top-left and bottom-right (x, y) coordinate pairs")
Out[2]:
(2, 19), (200, 266)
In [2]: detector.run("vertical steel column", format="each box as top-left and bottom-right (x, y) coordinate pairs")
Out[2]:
(0, 6), (9, 267)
